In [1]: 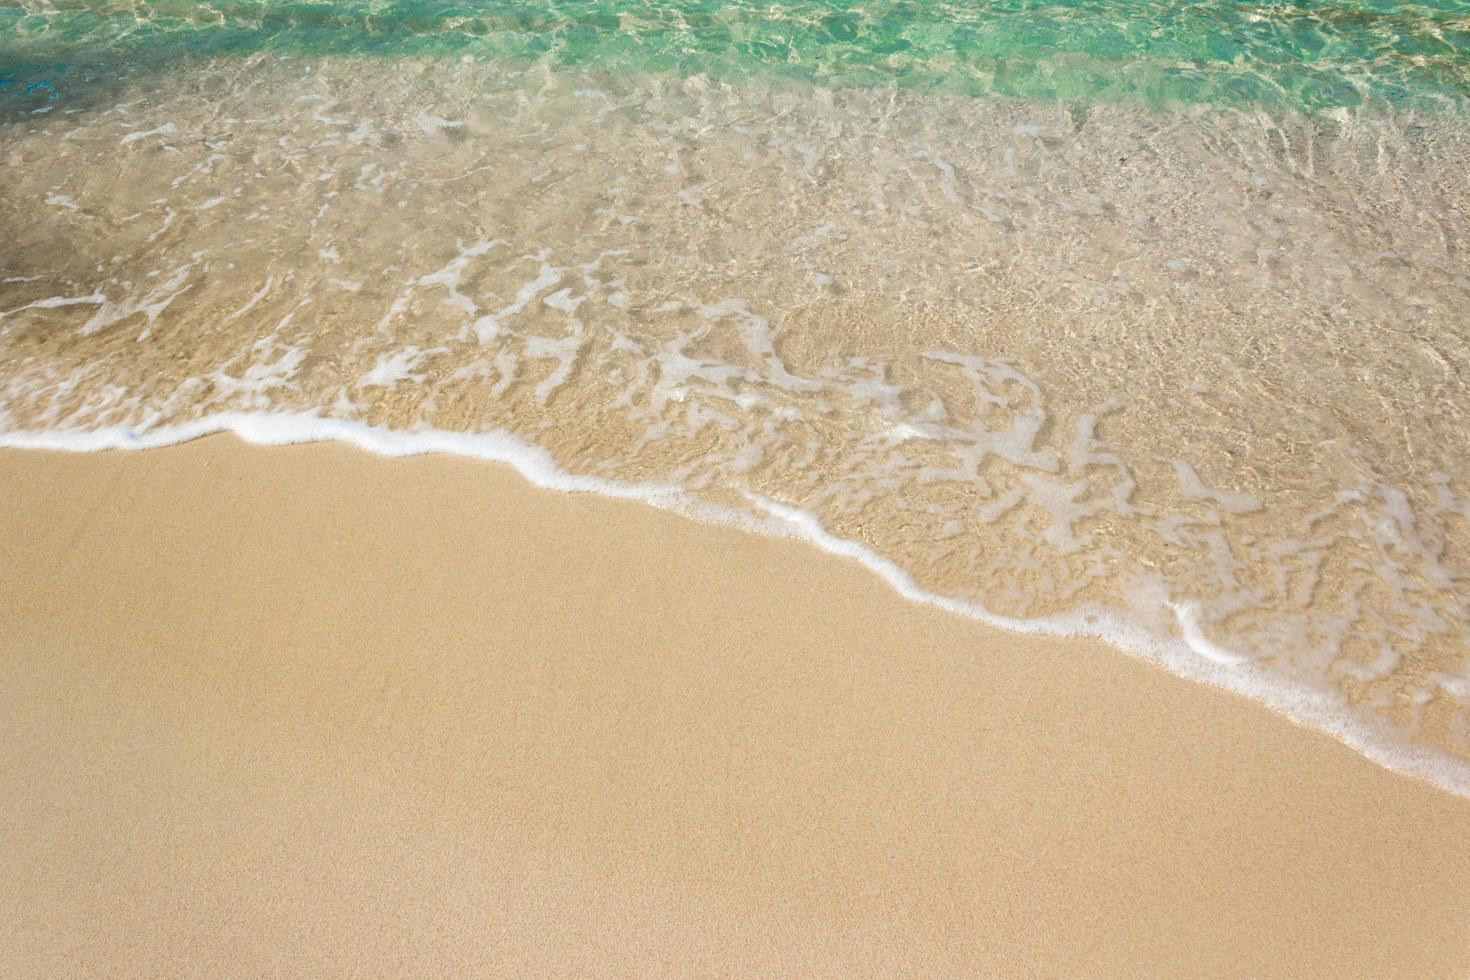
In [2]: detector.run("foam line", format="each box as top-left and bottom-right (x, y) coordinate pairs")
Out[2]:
(3, 411), (1469, 800)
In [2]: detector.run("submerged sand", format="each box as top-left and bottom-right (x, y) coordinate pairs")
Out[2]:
(2, 436), (1468, 975)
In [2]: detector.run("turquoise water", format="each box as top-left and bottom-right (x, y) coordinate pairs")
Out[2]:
(4, 0), (1470, 115)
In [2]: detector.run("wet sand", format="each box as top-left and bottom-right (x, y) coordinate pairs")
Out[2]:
(2, 436), (1468, 976)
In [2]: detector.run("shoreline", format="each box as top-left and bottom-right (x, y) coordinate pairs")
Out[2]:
(3, 435), (1469, 974)
(3, 414), (1466, 800)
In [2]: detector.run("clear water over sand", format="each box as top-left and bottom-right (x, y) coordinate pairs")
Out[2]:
(2, 1), (1469, 790)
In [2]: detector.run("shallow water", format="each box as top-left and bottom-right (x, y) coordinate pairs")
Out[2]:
(7, 0), (1470, 114)
(2, 2), (1469, 792)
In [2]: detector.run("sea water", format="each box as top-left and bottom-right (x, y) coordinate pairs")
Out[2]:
(2, 0), (1469, 794)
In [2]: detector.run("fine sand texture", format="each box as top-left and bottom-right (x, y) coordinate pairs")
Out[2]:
(2, 436), (1469, 977)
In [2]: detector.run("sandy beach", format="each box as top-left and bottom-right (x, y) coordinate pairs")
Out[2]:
(1, 435), (1467, 976)
(7, 0), (1470, 972)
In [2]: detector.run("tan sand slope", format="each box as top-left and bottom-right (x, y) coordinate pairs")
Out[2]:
(2, 437), (1468, 976)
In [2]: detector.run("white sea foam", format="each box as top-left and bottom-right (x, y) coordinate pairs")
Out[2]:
(2, 411), (1467, 798)
(119, 122), (177, 145)
(358, 346), (443, 387)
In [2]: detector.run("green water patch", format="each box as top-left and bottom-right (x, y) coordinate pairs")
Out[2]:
(2, 0), (1469, 116)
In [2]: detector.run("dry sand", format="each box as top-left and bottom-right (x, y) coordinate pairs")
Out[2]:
(2, 435), (1468, 977)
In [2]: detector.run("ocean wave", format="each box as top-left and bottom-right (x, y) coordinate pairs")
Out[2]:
(2, 56), (1468, 795)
